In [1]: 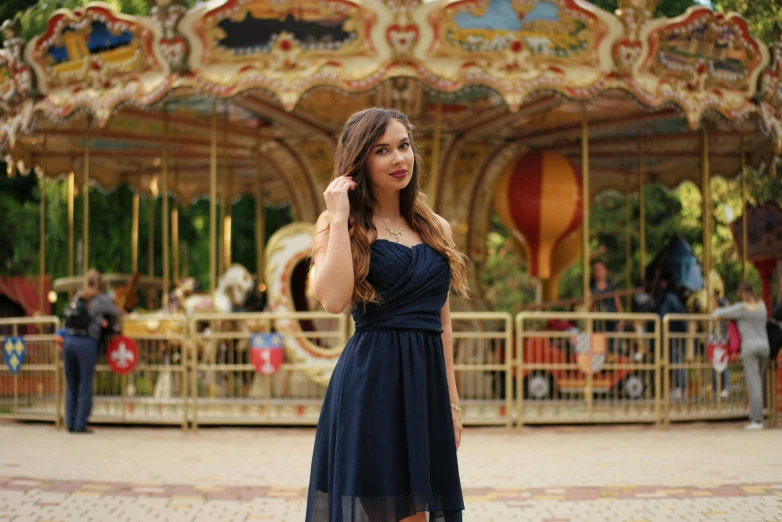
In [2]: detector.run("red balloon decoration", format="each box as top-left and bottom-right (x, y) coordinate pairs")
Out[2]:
(499, 150), (583, 279)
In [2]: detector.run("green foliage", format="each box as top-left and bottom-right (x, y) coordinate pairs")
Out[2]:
(712, 0), (782, 43)
(590, 0), (697, 18)
(484, 168), (778, 314)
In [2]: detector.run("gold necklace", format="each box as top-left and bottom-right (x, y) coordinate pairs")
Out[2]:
(378, 216), (404, 243)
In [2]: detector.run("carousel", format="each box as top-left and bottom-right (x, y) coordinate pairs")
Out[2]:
(1, 0), (781, 426)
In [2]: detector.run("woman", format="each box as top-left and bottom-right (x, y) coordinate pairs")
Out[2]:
(305, 108), (468, 522)
(63, 269), (121, 433)
(711, 280), (770, 430)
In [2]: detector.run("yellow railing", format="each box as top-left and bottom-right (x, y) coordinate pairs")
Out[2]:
(515, 312), (662, 427)
(189, 311), (347, 431)
(662, 314), (777, 428)
(0, 312), (775, 430)
(0, 316), (61, 427)
(90, 315), (189, 428)
(451, 311), (513, 428)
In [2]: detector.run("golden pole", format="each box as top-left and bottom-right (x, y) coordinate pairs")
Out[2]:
(581, 105), (590, 310)
(740, 135), (748, 280)
(428, 94), (443, 209)
(209, 102), (217, 295)
(161, 104), (170, 309)
(172, 170), (179, 284)
(624, 173), (631, 311)
(255, 164), (265, 282)
(638, 132), (646, 282)
(83, 118), (91, 275)
(131, 193), (139, 273)
(701, 127), (711, 310)
(222, 113), (232, 271)
(148, 187), (155, 279)
(39, 134), (47, 314)
(67, 171), (74, 277)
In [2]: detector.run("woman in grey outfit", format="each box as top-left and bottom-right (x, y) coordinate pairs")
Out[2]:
(711, 281), (770, 430)
(63, 270), (122, 433)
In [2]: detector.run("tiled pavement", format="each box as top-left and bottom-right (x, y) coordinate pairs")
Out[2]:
(0, 420), (780, 521)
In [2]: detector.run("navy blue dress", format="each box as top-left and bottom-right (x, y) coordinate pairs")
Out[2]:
(306, 239), (464, 522)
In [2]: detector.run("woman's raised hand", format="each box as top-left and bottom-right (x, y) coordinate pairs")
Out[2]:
(323, 175), (356, 222)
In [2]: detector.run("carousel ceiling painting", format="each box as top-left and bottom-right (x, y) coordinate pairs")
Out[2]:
(0, 0), (780, 282)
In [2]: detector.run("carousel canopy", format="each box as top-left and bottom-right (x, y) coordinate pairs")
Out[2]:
(0, 0), (780, 229)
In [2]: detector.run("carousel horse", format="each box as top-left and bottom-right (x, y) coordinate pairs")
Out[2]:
(182, 264), (257, 397)
(148, 266), (256, 400)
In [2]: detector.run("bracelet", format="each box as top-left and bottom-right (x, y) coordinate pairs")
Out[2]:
(450, 403), (462, 421)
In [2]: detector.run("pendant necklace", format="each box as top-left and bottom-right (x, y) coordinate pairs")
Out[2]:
(379, 216), (404, 243)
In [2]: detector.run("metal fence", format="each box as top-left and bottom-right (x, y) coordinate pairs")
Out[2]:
(451, 312), (513, 428)
(662, 314), (776, 426)
(189, 311), (347, 431)
(0, 312), (776, 430)
(0, 317), (61, 426)
(89, 315), (189, 428)
(515, 312), (662, 427)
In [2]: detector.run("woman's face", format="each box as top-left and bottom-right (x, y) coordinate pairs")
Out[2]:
(365, 119), (414, 193)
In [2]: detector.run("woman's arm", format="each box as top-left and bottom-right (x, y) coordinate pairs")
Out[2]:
(440, 294), (462, 450)
(711, 302), (746, 320)
(311, 211), (355, 314)
(436, 215), (462, 449)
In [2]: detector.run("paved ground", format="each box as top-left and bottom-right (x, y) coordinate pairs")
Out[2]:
(0, 420), (780, 522)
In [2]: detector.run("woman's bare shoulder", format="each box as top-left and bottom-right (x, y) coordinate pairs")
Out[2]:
(433, 213), (452, 235)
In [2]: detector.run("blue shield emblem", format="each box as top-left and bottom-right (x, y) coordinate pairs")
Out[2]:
(3, 337), (25, 374)
(251, 333), (284, 374)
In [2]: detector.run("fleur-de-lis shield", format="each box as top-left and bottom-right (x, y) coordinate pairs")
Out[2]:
(3, 336), (25, 374)
(106, 335), (138, 375)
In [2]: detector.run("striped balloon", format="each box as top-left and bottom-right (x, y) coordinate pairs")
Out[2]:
(505, 150), (583, 279)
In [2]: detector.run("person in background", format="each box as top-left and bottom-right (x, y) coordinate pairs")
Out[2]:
(591, 261), (625, 355)
(711, 290), (732, 399)
(774, 275), (782, 321)
(655, 273), (687, 399)
(63, 269), (122, 434)
(711, 281), (770, 430)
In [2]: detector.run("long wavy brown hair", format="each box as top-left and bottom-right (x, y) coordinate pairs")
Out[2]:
(315, 107), (469, 306)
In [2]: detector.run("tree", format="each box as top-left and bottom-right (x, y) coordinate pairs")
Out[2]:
(712, 0), (782, 43)
(0, 0), (37, 26)
(590, 0), (697, 18)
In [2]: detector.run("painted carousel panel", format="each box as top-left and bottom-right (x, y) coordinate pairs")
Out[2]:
(23, 4), (172, 124)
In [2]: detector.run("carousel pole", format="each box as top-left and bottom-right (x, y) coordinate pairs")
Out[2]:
(131, 192), (139, 273)
(83, 118), (91, 275)
(39, 134), (47, 314)
(740, 135), (748, 280)
(581, 105), (590, 310)
(701, 126), (712, 310)
(624, 173), (631, 311)
(161, 104), (170, 309)
(581, 104), (593, 420)
(255, 135), (265, 282)
(68, 171), (74, 277)
(428, 94), (443, 209)
(222, 119), (232, 271)
(218, 111), (229, 275)
(172, 170), (179, 285)
(148, 180), (156, 280)
(638, 132), (646, 283)
(209, 102), (217, 295)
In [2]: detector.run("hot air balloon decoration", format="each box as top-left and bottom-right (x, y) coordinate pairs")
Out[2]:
(493, 149), (583, 300)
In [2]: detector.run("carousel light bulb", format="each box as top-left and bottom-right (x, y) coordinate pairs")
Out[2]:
(48, 291), (57, 303)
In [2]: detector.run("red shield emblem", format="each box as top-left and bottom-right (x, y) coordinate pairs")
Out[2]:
(251, 333), (284, 374)
(106, 335), (138, 375)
